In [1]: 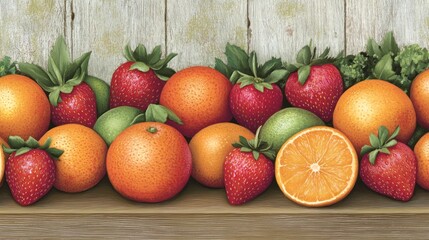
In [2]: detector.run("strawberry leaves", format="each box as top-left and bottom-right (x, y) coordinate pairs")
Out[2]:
(285, 40), (338, 85)
(360, 126), (400, 164)
(232, 127), (276, 160)
(3, 136), (64, 159)
(123, 43), (177, 81)
(19, 36), (91, 106)
(0, 56), (17, 77)
(144, 104), (183, 125)
(215, 43), (287, 92)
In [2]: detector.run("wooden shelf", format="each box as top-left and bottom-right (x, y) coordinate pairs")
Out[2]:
(1, 177), (429, 239)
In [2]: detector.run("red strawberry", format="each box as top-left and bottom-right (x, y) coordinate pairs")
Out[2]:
(51, 82), (96, 127)
(110, 44), (177, 112)
(284, 43), (343, 122)
(3, 136), (63, 206)
(215, 44), (287, 132)
(19, 36), (98, 128)
(360, 126), (417, 201)
(224, 127), (275, 205)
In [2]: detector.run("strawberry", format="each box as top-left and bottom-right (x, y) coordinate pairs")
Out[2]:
(110, 44), (177, 112)
(3, 136), (63, 206)
(224, 127), (275, 205)
(215, 44), (287, 132)
(284, 42), (343, 122)
(360, 126), (417, 201)
(19, 36), (98, 127)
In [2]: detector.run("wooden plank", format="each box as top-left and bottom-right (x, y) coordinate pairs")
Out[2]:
(0, 180), (429, 238)
(346, 0), (429, 54)
(249, 0), (345, 63)
(71, 0), (165, 83)
(166, 0), (248, 70)
(0, 0), (66, 66)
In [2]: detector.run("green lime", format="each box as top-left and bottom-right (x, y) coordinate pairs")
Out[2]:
(93, 106), (145, 145)
(85, 75), (110, 116)
(260, 107), (325, 153)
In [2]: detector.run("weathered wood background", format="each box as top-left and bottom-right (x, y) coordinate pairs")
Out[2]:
(1, 0), (428, 83)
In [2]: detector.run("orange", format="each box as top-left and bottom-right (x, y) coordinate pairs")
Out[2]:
(106, 122), (192, 202)
(333, 80), (416, 152)
(414, 133), (429, 190)
(189, 122), (254, 188)
(410, 69), (429, 129)
(160, 66), (233, 138)
(39, 124), (107, 193)
(275, 126), (358, 207)
(0, 74), (50, 140)
(0, 137), (8, 186)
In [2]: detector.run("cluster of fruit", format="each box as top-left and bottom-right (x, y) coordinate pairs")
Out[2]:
(1, 32), (429, 207)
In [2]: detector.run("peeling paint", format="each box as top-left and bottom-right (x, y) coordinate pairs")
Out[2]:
(276, 1), (305, 18)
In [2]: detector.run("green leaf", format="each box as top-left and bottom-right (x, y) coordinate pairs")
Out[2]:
(40, 138), (52, 150)
(254, 83), (264, 92)
(232, 142), (242, 148)
(47, 148), (64, 159)
(60, 83), (74, 94)
(367, 38), (383, 58)
(360, 145), (374, 156)
(373, 54), (397, 80)
(379, 148), (390, 154)
(368, 150), (380, 165)
(239, 136), (249, 146)
(262, 150), (276, 161)
(229, 70), (241, 84)
(381, 31), (399, 55)
(130, 62), (150, 72)
(50, 36), (71, 75)
(296, 45), (312, 65)
(285, 64), (298, 73)
(123, 44), (137, 62)
(66, 68), (85, 87)
(15, 147), (31, 157)
(259, 58), (282, 78)
(318, 47), (331, 59)
(49, 88), (62, 106)
(225, 43), (251, 74)
(25, 137), (39, 149)
(130, 113), (146, 125)
(252, 151), (260, 160)
(145, 104), (182, 124)
(214, 58), (231, 78)
(237, 76), (255, 88)
(148, 45), (162, 66)
(265, 69), (288, 83)
(297, 65), (311, 85)
(2, 147), (16, 155)
(8, 136), (26, 149)
(261, 82), (273, 90)
(134, 44), (147, 62)
(0, 56), (17, 76)
(369, 133), (381, 148)
(65, 52), (91, 81)
(384, 139), (398, 148)
(240, 147), (252, 153)
(378, 126), (389, 145)
(18, 63), (53, 89)
(151, 53), (177, 71)
(155, 67), (176, 79)
(249, 52), (258, 77)
(48, 56), (63, 85)
(388, 126), (400, 141)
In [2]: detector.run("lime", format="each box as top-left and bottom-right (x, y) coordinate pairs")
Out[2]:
(93, 106), (145, 145)
(260, 107), (325, 153)
(85, 76), (110, 116)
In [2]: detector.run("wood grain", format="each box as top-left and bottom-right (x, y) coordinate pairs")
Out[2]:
(0, 0), (65, 66)
(249, 0), (345, 63)
(346, 0), (429, 54)
(1, 179), (429, 238)
(71, 0), (165, 83)
(166, 0), (247, 70)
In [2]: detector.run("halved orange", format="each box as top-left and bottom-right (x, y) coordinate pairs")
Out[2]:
(275, 126), (358, 207)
